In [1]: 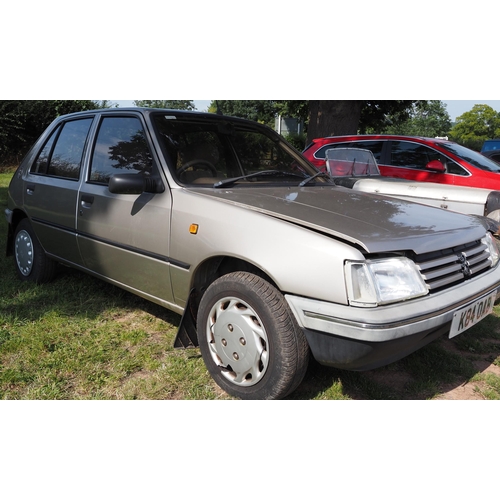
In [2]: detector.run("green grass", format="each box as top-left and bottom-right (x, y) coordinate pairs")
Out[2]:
(2, 169), (500, 400)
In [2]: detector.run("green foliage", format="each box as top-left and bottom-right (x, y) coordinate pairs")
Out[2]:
(358, 100), (417, 133)
(274, 100), (309, 122)
(133, 100), (195, 110)
(283, 132), (307, 150)
(377, 100), (452, 137)
(93, 100), (118, 109)
(209, 100), (277, 127)
(0, 100), (97, 163)
(449, 104), (500, 150)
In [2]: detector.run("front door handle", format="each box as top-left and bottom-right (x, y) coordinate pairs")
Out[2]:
(80, 195), (94, 208)
(82, 194), (94, 206)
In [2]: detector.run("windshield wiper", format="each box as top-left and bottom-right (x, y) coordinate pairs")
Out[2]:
(298, 171), (331, 187)
(214, 170), (306, 188)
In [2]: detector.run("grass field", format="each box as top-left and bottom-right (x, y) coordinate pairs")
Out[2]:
(1, 167), (500, 400)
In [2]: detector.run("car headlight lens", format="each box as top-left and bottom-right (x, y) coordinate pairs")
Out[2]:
(345, 257), (428, 307)
(483, 231), (500, 267)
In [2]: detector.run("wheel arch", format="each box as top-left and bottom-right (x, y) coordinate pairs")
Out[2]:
(6, 209), (28, 257)
(174, 255), (279, 349)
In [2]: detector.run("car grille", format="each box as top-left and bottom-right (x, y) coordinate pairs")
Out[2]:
(411, 239), (492, 292)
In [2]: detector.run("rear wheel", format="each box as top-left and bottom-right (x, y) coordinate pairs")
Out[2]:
(13, 219), (57, 283)
(197, 271), (309, 400)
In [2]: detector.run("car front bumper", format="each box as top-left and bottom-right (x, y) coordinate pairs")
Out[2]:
(285, 273), (500, 371)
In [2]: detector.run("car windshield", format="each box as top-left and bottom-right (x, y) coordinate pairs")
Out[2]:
(152, 114), (323, 186)
(325, 148), (380, 177)
(438, 141), (500, 173)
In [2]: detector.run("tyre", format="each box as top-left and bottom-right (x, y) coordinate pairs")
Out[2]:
(13, 219), (57, 283)
(197, 271), (309, 400)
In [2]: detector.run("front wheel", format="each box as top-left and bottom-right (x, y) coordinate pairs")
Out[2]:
(197, 272), (309, 400)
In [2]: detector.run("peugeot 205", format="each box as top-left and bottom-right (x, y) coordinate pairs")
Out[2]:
(5, 108), (500, 399)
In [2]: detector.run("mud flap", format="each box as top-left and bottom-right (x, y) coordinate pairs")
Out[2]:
(174, 290), (199, 349)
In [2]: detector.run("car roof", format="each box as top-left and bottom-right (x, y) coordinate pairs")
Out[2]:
(311, 134), (452, 145)
(55, 107), (259, 126)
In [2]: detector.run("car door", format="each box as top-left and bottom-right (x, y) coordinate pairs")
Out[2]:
(76, 114), (175, 305)
(23, 117), (94, 267)
(378, 140), (466, 185)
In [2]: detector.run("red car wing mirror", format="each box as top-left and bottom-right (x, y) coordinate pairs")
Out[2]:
(426, 160), (446, 173)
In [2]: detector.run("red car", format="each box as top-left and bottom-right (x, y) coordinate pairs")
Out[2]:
(303, 135), (500, 189)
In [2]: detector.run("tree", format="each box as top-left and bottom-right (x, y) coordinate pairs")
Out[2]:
(273, 101), (309, 123)
(93, 100), (118, 109)
(449, 104), (500, 150)
(133, 100), (195, 110)
(306, 100), (418, 143)
(208, 100), (277, 127)
(0, 100), (97, 163)
(207, 100), (419, 144)
(379, 100), (451, 137)
(307, 101), (363, 140)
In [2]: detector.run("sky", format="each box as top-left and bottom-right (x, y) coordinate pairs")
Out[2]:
(112, 100), (500, 121)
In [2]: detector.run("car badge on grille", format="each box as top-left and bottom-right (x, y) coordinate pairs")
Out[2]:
(458, 252), (472, 278)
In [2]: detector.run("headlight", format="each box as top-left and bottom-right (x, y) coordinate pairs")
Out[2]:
(483, 231), (500, 267)
(345, 257), (428, 308)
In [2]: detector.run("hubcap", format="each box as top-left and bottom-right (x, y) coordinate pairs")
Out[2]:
(206, 297), (269, 386)
(15, 229), (34, 276)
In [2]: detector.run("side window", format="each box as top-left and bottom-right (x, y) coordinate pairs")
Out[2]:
(390, 141), (449, 170)
(316, 141), (384, 162)
(32, 127), (59, 175)
(31, 119), (93, 179)
(445, 160), (469, 176)
(89, 116), (153, 184)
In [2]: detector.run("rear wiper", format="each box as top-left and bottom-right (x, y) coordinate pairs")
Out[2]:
(214, 170), (305, 188)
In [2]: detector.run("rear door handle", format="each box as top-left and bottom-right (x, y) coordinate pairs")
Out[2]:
(26, 183), (36, 195)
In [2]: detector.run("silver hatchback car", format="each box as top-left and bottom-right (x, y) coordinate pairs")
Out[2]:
(5, 108), (500, 399)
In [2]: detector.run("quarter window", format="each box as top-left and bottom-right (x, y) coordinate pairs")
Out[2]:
(31, 118), (93, 179)
(89, 116), (153, 184)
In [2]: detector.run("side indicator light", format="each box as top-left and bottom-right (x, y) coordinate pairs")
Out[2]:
(189, 224), (199, 235)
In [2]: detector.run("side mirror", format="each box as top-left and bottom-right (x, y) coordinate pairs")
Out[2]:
(108, 173), (164, 194)
(426, 160), (446, 173)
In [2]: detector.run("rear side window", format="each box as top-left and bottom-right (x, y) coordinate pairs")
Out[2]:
(31, 118), (93, 179)
(89, 116), (153, 184)
(315, 141), (384, 162)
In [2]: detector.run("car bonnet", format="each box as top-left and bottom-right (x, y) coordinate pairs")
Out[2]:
(186, 185), (488, 255)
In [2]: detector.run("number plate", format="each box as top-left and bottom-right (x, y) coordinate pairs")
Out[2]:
(449, 292), (496, 339)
